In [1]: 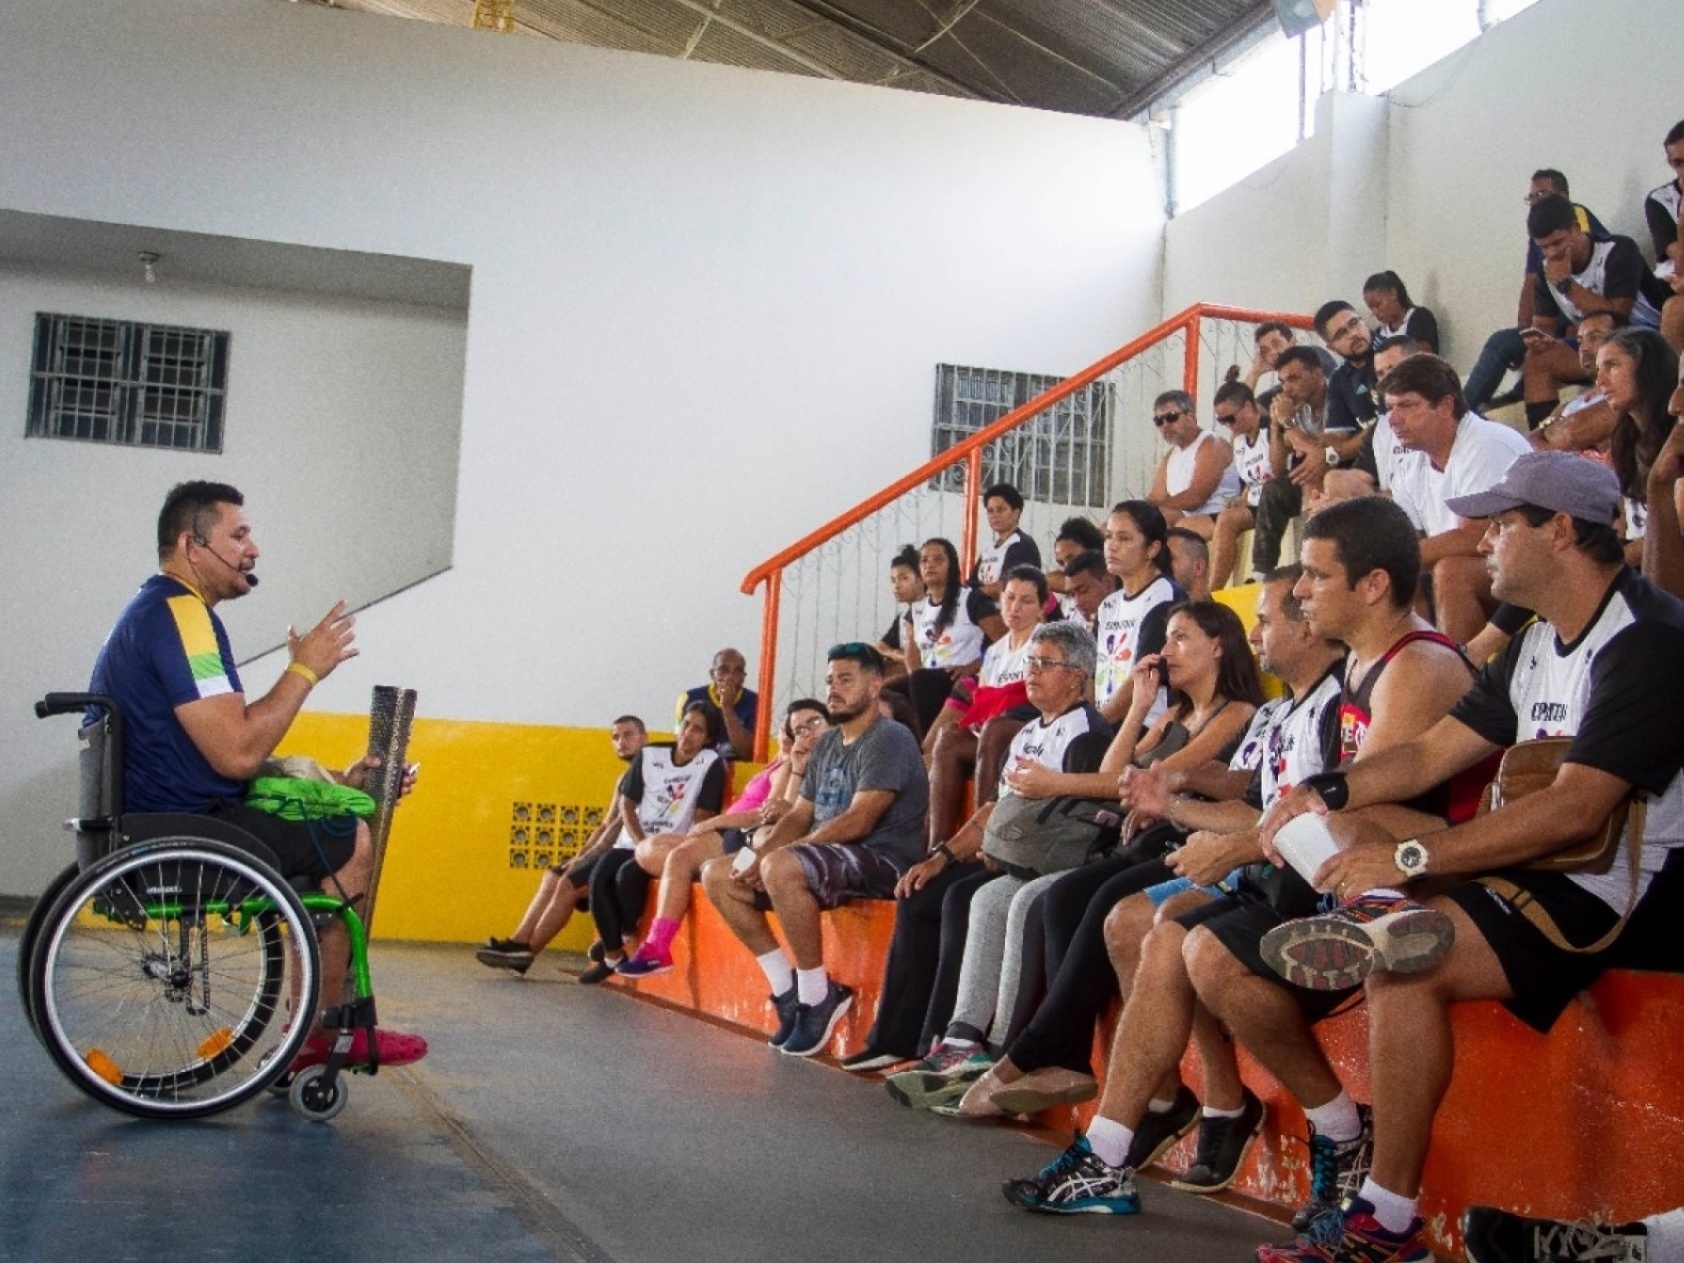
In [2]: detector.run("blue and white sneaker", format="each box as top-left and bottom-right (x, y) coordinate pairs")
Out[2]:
(1002, 1134), (1141, 1215)
(781, 981), (853, 1057)
(767, 987), (801, 1049)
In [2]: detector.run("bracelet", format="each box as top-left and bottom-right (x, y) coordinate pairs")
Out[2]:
(286, 661), (319, 687)
(935, 842), (958, 865)
(1166, 795), (1183, 827)
(1301, 771), (1350, 810)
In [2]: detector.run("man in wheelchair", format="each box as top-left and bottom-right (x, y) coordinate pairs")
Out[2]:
(88, 479), (426, 1071)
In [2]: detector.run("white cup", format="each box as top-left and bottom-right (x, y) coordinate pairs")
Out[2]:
(731, 846), (757, 875)
(1274, 813), (1341, 882)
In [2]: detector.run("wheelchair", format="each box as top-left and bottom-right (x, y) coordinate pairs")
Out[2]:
(19, 692), (388, 1122)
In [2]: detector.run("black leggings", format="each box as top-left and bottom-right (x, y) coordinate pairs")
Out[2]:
(1006, 846), (1180, 1075)
(588, 848), (652, 953)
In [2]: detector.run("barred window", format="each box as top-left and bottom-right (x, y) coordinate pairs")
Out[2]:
(28, 314), (229, 453)
(931, 364), (1112, 507)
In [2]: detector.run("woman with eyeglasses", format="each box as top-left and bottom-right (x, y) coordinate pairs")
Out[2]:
(618, 699), (832, 978)
(579, 701), (727, 983)
(951, 600), (1264, 1119)
(898, 536), (1007, 735)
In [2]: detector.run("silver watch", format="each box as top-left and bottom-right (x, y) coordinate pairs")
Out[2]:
(1394, 838), (1429, 879)
(1324, 445), (1342, 467)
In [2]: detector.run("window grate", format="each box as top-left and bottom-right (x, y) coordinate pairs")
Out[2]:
(931, 364), (1112, 507)
(28, 314), (229, 453)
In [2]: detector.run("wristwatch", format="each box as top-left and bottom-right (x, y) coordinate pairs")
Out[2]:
(1324, 445), (1342, 467)
(934, 841), (958, 866)
(1394, 838), (1429, 879)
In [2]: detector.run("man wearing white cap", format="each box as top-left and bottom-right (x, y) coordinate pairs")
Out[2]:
(1252, 451), (1684, 1263)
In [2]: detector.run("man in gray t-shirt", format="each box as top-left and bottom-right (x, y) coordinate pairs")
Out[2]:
(702, 643), (930, 1059)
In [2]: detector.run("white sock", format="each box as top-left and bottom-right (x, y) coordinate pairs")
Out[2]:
(1303, 1092), (1361, 1143)
(1357, 1178), (1417, 1235)
(757, 949), (794, 996)
(1362, 887), (1405, 902)
(1203, 1103), (1246, 1120)
(1642, 1209), (1681, 1261)
(939, 1037), (978, 1051)
(796, 966), (830, 1007)
(1085, 1115), (1135, 1169)
(1146, 1096), (1177, 1114)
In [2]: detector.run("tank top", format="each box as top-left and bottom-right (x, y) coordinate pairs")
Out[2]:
(1166, 429), (1243, 516)
(1232, 425), (1273, 508)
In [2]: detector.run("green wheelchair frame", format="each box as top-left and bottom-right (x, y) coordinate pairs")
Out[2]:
(19, 692), (386, 1122)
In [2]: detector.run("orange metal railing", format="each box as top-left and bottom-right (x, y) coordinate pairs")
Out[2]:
(738, 302), (1315, 759)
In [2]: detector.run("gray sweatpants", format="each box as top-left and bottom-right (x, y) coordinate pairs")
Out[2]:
(946, 869), (1062, 1048)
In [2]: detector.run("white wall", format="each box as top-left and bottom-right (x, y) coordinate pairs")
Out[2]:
(0, 0), (1164, 893)
(1165, 0), (1684, 366)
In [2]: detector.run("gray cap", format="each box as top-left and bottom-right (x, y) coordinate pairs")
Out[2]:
(1443, 450), (1621, 526)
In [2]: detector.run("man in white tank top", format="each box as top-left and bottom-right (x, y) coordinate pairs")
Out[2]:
(1145, 389), (1241, 543)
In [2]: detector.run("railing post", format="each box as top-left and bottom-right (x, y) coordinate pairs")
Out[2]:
(1183, 312), (1202, 398)
(961, 448), (983, 574)
(753, 569), (781, 762)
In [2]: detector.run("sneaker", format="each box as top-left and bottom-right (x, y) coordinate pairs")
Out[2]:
(1461, 1205), (1650, 1262)
(988, 1066), (1101, 1116)
(1168, 1088), (1265, 1193)
(781, 981), (854, 1058)
(1001, 1134), (1141, 1215)
(576, 960), (616, 985)
(586, 940), (606, 964)
(484, 936), (525, 952)
(1292, 1105), (1374, 1231)
(839, 1048), (907, 1073)
(767, 987), (801, 1049)
(1261, 896), (1455, 992)
(614, 952), (673, 978)
(885, 1049), (993, 1109)
(289, 1026), (429, 1073)
(1124, 1083), (1201, 1172)
(475, 944), (534, 975)
(1257, 1196), (1431, 1262)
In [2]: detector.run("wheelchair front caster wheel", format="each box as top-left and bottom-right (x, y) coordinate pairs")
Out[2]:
(288, 1065), (348, 1122)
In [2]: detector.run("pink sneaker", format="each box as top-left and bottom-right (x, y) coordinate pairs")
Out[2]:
(290, 1027), (429, 1072)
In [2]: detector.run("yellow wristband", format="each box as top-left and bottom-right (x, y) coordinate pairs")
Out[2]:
(287, 661), (319, 687)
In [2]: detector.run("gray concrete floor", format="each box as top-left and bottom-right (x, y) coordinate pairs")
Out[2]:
(2, 925), (1292, 1262)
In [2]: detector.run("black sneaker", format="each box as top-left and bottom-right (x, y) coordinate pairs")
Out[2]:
(586, 940), (606, 964)
(1292, 1104), (1373, 1230)
(780, 981), (854, 1058)
(839, 1048), (906, 1073)
(475, 944), (534, 975)
(1167, 1088), (1265, 1193)
(767, 987), (801, 1049)
(1461, 1205), (1650, 1262)
(577, 960), (616, 985)
(1124, 1083), (1200, 1171)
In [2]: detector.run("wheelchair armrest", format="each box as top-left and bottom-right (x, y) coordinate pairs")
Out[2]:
(36, 692), (121, 720)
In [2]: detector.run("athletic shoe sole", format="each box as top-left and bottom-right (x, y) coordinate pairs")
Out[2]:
(1001, 1184), (1141, 1216)
(781, 991), (853, 1058)
(885, 1065), (989, 1109)
(1261, 906), (1455, 991)
(474, 948), (533, 974)
(614, 959), (674, 978)
(990, 1075), (1099, 1115)
(840, 1051), (907, 1073)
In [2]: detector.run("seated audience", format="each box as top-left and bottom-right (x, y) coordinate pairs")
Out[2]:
(1253, 452), (1684, 1263)
(1315, 300), (1383, 440)
(1362, 271), (1438, 356)
(1526, 310), (1621, 453)
(1208, 380), (1275, 588)
(1145, 389), (1241, 535)
(900, 537), (1005, 733)
(1465, 169), (1608, 412)
(1255, 347), (1355, 573)
(477, 715), (647, 974)
(989, 572), (1338, 1195)
(1382, 354), (1530, 644)
(1166, 527), (1212, 601)
(972, 483), (1042, 598)
(618, 699), (830, 977)
(1047, 515), (1105, 613)
(700, 643), (928, 1058)
(1600, 328), (1684, 563)
(1094, 501), (1183, 726)
(1059, 548), (1115, 633)
(1356, 335), (1418, 500)
(924, 565), (1044, 846)
(580, 702), (727, 983)
(1242, 321), (1336, 399)
(1647, 119), (1684, 354)
(679, 647), (757, 761)
(1520, 193), (1665, 428)
(875, 545), (927, 679)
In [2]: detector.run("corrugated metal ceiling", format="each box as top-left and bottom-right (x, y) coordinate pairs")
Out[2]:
(324, 0), (1278, 119)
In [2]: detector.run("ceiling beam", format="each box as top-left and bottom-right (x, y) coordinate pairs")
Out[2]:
(1108, 1), (1278, 118)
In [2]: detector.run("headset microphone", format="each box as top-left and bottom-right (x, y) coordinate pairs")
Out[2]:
(193, 535), (259, 588)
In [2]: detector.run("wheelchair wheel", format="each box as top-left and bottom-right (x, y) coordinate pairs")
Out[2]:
(32, 838), (320, 1120)
(17, 861), (80, 1043)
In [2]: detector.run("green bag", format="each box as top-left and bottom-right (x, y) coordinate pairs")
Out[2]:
(246, 776), (376, 822)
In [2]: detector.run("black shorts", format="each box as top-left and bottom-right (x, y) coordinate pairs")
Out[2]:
(1445, 867), (1647, 1033)
(1177, 889), (1362, 1023)
(548, 853), (599, 909)
(202, 801), (359, 882)
(753, 842), (904, 912)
